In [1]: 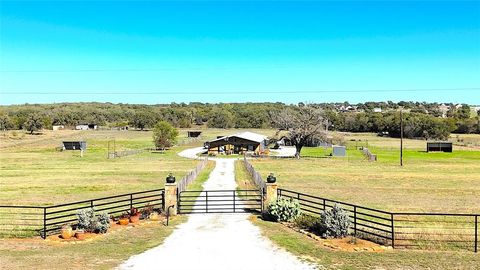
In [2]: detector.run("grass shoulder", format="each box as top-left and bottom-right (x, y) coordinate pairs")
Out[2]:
(0, 215), (188, 270)
(251, 215), (480, 270)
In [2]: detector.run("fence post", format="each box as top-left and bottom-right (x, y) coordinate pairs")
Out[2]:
(161, 190), (165, 210)
(353, 206), (357, 237)
(42, 207), (47, 239)
(391, 213), (395, 249)
(323, 199), (326, 210)
(164, 182), (178, 216)
(129, 194), (133, 209)
(206, 191), (209, 213)
(262, 182), (278, 214)
(233, 190), (236, 213)
(261, 188), (265, 213)
(90, 200), (94, 208)
(475, 215), (478, 253)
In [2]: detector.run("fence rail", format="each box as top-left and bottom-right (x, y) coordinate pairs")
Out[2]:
(277, 188), (479, 252)
(243, 156), (266, 190)
(178, 189), (262, 214)
(0, 189), (165, 239)
(278, 189), (393, 245)
(177, 157), (209, 193)
(110, 149), (145, 158)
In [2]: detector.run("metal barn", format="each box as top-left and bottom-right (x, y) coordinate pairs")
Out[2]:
(427, 142), (453, 153)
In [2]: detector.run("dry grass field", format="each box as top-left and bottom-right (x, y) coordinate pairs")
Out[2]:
(251, 133), (480, 213)
(0, 129), (202, 205)
(0, 128), (274, 205)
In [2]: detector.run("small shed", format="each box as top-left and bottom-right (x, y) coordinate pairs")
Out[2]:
(427, 142), (453, 153)
(187, 131), (202, 138)
(63, 141), (87, 151)
(75, 124), (97, 130)
(332, 145), (346, 157)
(52, 125), (65, 131)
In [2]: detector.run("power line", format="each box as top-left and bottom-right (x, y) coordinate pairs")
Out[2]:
(0, 66), (293, 73)
(0, 88), (478, 95)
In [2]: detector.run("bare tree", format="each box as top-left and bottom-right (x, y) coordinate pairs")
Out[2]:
(271, 105), (325, 159)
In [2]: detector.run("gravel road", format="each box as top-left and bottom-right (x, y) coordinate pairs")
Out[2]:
(118, 159), (316, 270)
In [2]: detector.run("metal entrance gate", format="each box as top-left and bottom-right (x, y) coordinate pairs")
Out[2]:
(178, 189), (263, 214)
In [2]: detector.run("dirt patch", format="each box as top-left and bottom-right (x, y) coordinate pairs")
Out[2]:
(44, 219), (166, 244)
(281, 222), (392, 253)
(1, 218), (168, 250)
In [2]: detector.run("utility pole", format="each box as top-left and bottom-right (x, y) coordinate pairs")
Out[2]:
(400, 109), (404, 167)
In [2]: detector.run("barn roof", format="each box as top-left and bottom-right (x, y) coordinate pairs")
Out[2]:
(206, 131), (268, 145)
(232, 131), (268, 143)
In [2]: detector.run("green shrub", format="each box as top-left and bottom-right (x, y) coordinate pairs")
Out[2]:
(294, 214), (320, 231)
(95, 212), (110, 234)
(76, 208), (111, 233)
(319, 204), (351, 238)
(265, 197), (302, 222)
(77, 208), (96, 232)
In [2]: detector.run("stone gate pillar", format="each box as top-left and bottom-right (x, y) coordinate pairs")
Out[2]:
(164, 182), (178, 216)
(263, 182), (278, 212)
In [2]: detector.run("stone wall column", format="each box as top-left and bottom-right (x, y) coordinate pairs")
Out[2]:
(263, 183), (278, 212)
(164, 183), (178, 216)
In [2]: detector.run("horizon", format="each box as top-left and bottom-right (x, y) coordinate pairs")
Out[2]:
(1, 100), (479, 108)
(1, 1), (479, 104)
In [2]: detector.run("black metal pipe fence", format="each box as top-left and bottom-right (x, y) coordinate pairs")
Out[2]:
(277, 188), (479, 253)
(0, 188), (165, 239)
(278, 189), (394, 246)
(178, 189), (262, 214)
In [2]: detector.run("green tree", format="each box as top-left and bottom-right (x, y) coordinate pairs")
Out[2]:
(208, 108), (234, 128)
(25, 113), (44, 134)
(456, 104), (471, 119)
(152, 121), (178, 150)
(0, 114), (13, 131)
(131, 110), (155, 130)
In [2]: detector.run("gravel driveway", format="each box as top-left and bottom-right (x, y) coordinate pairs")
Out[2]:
(118, 159), (316, 270)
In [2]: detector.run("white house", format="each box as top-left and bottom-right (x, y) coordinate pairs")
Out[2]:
(373, 108), (382, 113)
(52, 125), (65, 131)
(438, 104), (450, 118)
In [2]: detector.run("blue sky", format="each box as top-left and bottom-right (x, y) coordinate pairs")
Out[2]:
(1, 1), (479, 105)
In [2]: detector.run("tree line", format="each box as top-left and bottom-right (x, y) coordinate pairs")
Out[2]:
(0, 102), (478, 139)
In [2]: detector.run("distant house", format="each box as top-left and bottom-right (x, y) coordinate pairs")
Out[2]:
(438, 104), (450, 118)
(339, 105), (357, 112)
(473, 106), (480, 114)
(373, 108), (382, 113)
(52, 125), (65, 131)
(75, 124), (98, 130)
(275, 136), (293, 148)
(204, 131), (268, 155)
